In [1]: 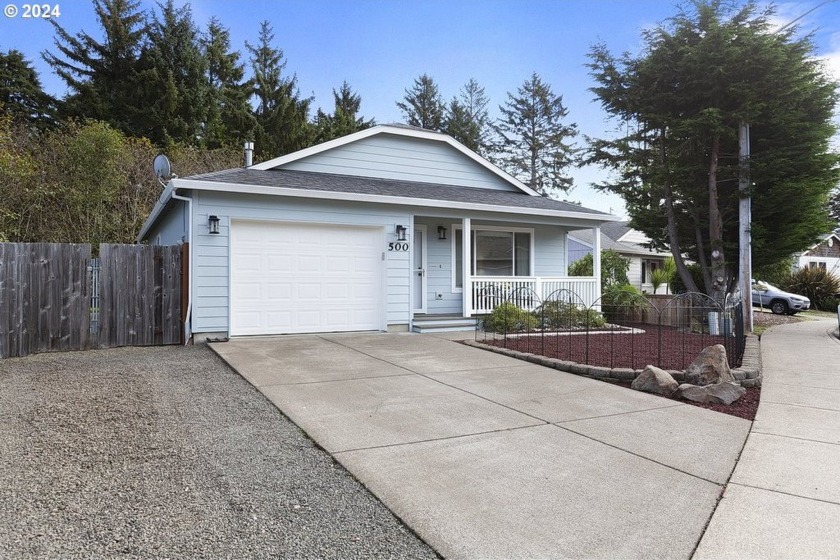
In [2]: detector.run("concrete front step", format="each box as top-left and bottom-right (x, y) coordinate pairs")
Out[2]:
(412, 316), (477, 333)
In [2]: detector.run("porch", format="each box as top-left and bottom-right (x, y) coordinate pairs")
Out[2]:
(469, 276), (599, 315)
(410, 215), (604, 321)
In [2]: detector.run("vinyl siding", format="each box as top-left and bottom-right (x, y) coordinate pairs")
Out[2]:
(282, 134), (519, 192)
(191, 191), (410, 333)
(146, 201), (187, 245)
(413, 218), (567, 314)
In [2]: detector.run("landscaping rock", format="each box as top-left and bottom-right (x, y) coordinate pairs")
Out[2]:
(678, 382), (746, 405)
(685, 344), (733, 385)
(631, 365), (679, 396)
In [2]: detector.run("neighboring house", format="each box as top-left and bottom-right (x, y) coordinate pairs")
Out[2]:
(795, 231), (840, 278)
(569, 222), (671, 294)
(138, 125), (618, 339)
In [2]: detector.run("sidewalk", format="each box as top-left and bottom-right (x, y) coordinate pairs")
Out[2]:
(695, 318), (840, 559)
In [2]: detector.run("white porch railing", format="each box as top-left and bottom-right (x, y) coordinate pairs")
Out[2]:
(469, 276), (599, 315)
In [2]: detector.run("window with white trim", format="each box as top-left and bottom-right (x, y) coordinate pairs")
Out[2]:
(453, 226), (533, 289)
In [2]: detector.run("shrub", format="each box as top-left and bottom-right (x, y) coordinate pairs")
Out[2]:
(601, 283), (648, 322)
(568, 249), (630, 289)
(781, 267), (840, 311)
(650, 268), (669, 294)
(484, 302), (538, 332)
(669, 263), (705, 294)
(536, 300), (605, 329)
(651, 256), (677, 294)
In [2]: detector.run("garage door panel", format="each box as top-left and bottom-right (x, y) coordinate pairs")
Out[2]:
(231, 221), (383, 335)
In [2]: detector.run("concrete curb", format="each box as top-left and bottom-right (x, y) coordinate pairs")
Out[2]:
(464, 333), (762, 387)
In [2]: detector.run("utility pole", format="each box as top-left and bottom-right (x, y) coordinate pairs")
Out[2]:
(739, 122), (753, 332)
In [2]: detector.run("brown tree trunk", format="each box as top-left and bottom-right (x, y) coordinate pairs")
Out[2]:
(708, 134), (726, 303)
(659, 131), (700, 293)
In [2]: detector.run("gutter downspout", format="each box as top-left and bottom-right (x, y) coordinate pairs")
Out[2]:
(171, 185), (193, 345)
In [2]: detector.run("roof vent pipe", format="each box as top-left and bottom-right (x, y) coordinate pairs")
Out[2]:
(244, 141), (254, 167)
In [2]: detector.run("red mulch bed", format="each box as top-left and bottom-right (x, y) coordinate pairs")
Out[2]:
(477, 324), (758, 421)
(482, 324), (736, 370)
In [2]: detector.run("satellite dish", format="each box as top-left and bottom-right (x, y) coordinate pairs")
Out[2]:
(153, 154), (172, 186)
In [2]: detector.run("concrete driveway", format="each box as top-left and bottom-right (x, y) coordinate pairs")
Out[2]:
(211, 332), (751, 559)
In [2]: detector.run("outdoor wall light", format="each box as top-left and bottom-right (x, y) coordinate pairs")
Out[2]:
(437, 225), (447, 240)
(395, 224), (407, 241)
(208, 215), (220, 234)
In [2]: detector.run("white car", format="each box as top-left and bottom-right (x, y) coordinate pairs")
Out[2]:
(751, 281), (810, 315)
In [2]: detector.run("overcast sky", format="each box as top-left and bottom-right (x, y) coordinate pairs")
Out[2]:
(2, 0), (839, 216)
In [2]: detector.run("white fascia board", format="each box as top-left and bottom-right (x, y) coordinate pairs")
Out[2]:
(249, 124), (541, 197)
(177, 178), (621, 224)
(249, 127), (382, 170)
(137, 181), (175, 242)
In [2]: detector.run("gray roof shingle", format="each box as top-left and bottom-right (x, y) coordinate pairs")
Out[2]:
(185, 168), (611, 216)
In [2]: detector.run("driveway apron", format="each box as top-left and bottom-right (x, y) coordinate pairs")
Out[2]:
(212, 332), (751, 559)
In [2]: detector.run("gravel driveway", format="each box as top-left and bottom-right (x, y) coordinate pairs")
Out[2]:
(0, 345), (439, 559)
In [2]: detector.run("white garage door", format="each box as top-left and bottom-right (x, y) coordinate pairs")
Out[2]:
(230, 221), (383, 335)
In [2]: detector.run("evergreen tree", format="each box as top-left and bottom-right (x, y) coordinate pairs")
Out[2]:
(136, 0), (209, 146)
(586, 1), (839, 300)
(313, 81), (375, 143)
(0, 50), (55, 129)
(43, 0), (147, 134)
(246, 21), (312, 159)
(202, 17), (254, 149)
(396, 74), (444, 130)
(443, 78), (491, 154)
(495, 72), (578, 194)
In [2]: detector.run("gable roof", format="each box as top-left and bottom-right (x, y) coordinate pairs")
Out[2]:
(599, 221), (633, 243)
(138, 126), (622, 241)
(568, 228), (667, 257)
(249, 124), (541, 196)
(802, 232), (840, 255)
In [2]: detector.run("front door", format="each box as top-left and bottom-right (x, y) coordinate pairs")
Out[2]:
(413, 225), (427, 313)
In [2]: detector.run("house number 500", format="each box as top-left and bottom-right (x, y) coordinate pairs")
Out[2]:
(388, 242), (409, 251)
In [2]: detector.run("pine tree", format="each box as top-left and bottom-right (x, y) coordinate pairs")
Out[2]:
(0, 50), (55, 129)
(396, 74), (444, 130)
(43, 0), (147, 134)
(313, 81), (375, 143)
(443, 78), (491, 154)
(202, 17), (255, 149)
(246, 21), (312, 158)
(586, 1), (839, 299)
(135, 0), (209, 146)
(495, 72), (578, 194)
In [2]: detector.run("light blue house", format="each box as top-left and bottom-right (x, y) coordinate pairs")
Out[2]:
(138, 125), (618, 339)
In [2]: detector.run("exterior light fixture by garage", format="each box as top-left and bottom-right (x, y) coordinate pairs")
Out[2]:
(395, 224), (407, 241)
(208, 215), (220, 234)
(437, 225), (447, 240)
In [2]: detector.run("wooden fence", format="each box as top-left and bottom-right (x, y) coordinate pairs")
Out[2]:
(0, 243), (184, 359)
(98, 244), (183, 348)
(0, 243), (92, 358)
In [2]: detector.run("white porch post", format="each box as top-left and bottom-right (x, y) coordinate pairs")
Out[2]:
(593, 225), (602, 305)
(462, 217), (472, 317)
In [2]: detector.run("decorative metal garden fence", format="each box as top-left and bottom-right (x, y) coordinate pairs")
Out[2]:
(475, 287), (745, 371)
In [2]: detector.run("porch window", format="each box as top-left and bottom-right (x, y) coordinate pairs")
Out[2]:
(453, 227), (533, 289)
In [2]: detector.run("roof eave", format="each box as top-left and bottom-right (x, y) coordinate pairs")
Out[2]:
(175, 178), (620, 223)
